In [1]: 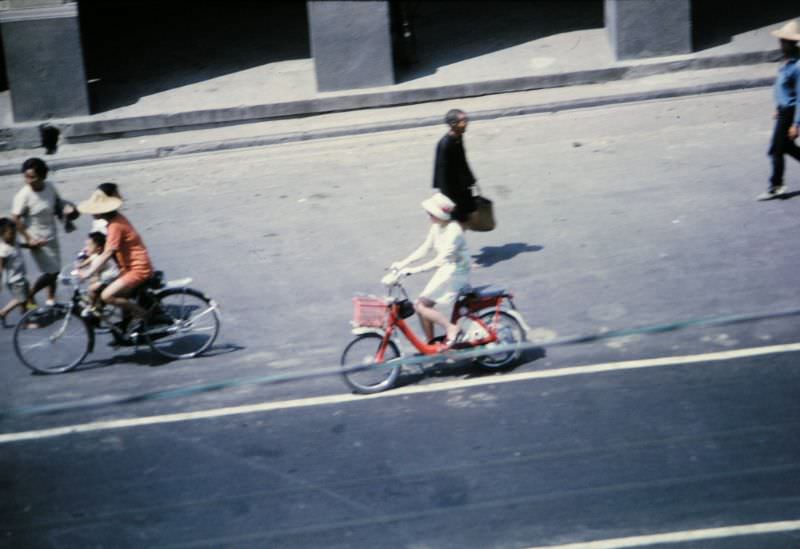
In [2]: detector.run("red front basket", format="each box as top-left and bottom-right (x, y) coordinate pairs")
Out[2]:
(352, 296), (387, 328)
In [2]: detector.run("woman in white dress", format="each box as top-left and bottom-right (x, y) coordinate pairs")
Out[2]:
(389, 193), (470, 344)
(11, 158), (74, 305)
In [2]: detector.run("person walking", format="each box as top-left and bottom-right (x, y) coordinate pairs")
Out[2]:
(758, 20), (800, 201)
(433, 109), (477, 222)
(0, 217), (31, 327)
(11, 158), (74, 305)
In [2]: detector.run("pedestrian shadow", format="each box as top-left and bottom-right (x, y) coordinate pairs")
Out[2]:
(392, 346), (546, 390)
(472, 243), (543, 268)
(777, 190), (800, 200)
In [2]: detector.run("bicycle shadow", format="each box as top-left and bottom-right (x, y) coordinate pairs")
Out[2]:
(472, 243), (543, 268)
(72, 342), (245, 372)
(392, 346), (547, 389)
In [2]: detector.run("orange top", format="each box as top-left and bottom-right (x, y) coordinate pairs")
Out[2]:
(106, 213), (153, 277)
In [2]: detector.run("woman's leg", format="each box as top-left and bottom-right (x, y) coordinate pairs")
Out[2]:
(416, 303), (435, 342)
(101, 278), (146, 320)
(416, 298), (459, 342)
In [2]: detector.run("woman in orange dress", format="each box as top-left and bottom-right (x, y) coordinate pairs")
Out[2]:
(77, 190), (153, 323)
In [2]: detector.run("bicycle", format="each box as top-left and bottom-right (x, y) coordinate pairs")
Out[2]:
(340, 269), (528, 393)
(13, 268), (221, 374)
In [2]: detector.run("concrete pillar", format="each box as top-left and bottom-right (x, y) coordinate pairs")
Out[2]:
(307, 0), (394, 92)
(0, 1), (89, 121)
(605, 0), (692, 60)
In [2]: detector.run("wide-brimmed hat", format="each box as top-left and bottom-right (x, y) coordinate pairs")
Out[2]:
(78, 190), (122, 214)
(421, 192), (455, 221)
(772, 20), (800, 41)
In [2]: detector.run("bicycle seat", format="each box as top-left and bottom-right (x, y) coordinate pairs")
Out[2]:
(457, 285), (507, 301)
(144, 271), (165, 289)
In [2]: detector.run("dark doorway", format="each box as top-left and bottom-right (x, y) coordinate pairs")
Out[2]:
(78, 0), (310, 113)
(392, 0), (604, 83)
(692, 0), (799, 52)
(0, 32), (7, 93)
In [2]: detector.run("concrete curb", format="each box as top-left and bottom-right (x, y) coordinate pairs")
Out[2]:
(3, 48), (780, 150)
(0, 76), (773, 176)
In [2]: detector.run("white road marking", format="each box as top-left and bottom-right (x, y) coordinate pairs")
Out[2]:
(2, 342), (799, 444)
(522, 519), (800, 548)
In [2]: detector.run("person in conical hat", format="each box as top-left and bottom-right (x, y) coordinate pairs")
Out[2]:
(385, 192), (470, 345)
(758, 20), (800, 200)
(77, 188), (154, 326)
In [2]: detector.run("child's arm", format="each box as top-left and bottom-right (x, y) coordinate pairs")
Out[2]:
(80, 249), (115, 281)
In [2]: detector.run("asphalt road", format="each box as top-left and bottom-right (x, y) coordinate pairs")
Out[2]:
(1, 87), (799, 547)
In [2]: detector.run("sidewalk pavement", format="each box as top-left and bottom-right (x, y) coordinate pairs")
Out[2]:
(0, 12), (787, 171)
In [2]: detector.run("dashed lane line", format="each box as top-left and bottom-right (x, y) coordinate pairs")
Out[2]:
(1, 342), (799, 444)
(522, 519), (800, 548)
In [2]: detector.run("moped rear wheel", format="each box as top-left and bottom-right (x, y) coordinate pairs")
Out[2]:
(340, 333), (401, 394)
(13, 305), (92, 374)
(475, 310), (525, 370)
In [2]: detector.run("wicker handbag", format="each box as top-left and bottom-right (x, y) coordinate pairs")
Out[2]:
(466, 184), (495, 232)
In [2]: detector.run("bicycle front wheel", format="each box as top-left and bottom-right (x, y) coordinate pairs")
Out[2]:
(13, 305), (92, 374)
(144, 288), (220, 359)
(475, 310), (525, 370)
(340, 333), (401, 394)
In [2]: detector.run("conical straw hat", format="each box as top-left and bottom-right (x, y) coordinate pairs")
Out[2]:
(772, 20), (800, 41)
(78, 190), (123, 215)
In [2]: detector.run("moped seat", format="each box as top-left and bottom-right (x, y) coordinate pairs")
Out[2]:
(459, 285), (507, 300)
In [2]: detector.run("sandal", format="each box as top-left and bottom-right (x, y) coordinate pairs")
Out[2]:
(445, 329), (464, 347)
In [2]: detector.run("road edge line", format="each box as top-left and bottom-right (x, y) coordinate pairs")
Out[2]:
(2, 342), (799, 444)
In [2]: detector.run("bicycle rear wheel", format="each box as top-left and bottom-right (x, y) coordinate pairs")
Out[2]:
(144, 288), (220, 359)
(340, 333), (401, 394)
(474, 310), (525, 370)
(13, 305), (92, 374)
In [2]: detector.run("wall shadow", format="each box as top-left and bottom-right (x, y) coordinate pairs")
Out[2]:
(472, 242), (543, 268)
(78, 0), (310, 113)
(395, 0), (604, 83)
(0, 33), (7, 92)
(692, 0), (799, 51)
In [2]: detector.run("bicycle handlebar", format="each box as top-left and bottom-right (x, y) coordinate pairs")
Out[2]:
(381, 267), (412, 287)
(58, 266), (84, 288)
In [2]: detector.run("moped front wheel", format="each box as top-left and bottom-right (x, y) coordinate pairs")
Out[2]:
(475, 310), (525, 370)
(13, 305), (92, 374)
(340, 333), (401, 394)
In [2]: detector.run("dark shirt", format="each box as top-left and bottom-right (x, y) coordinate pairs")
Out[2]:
(432, 133), (476, 221)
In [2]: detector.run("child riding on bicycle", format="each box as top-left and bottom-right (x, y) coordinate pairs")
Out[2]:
(386, 193), (470, 345)
(76, 231), (119, 317)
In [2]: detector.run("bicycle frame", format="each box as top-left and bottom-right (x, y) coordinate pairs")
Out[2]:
(371, 282), (513, 358)
(57, 270), (161, 344)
